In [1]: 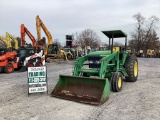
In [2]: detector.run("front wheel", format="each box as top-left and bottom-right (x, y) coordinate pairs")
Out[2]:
(111, 72), (123, 92)
(26, 62), (34, 70)
(4, 64), (14, 73)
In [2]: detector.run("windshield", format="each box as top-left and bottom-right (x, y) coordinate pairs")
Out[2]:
(0, 49), (6, 56)
(18, 50), (26, 55)
(63, 49), (70, 52)
(18, 49), (35, 56)
(48, 45), (58, 54)
(64, 48), (75, 52)
(28, 50), (35, 56)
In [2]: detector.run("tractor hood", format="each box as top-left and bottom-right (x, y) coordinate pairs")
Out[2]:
(88, 50), (111, 56)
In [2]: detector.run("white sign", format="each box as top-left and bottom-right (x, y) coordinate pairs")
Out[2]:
(28, 66), (47, 93)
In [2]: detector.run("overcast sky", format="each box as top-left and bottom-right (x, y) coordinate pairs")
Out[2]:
(0, 0), (160, 45)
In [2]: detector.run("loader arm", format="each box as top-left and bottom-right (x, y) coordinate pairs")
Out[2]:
(6, 32), (19, 50)
(73, 55), (88, 76)
(100, 51), (118, 78)
(21, 24), (37, 48)
(0, 35), (12, 48)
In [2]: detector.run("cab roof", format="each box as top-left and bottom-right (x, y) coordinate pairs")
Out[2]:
(102, 30), (127, 38)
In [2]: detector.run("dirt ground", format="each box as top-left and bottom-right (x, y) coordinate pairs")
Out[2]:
(0, 58), (160, 120)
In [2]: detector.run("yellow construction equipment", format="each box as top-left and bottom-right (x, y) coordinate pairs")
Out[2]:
(146, 49), (155, 58)
(36, 15), (72, 62)
(6, 32), (19, 50)
(0, 35), (12, 50)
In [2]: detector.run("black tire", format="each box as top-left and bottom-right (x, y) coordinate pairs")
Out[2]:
(26, 62), (34, 70)
(35, 61), (43, 67)
(4, 64), (14, 73)
(124, 55), (138, 82)
(0, 67), (4, 73)
(111, 72), (123, 92)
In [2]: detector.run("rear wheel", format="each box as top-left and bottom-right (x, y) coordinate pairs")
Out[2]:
(111, 72), (123, 92)
(124, 55), (138, 82)
(4, 64), (14, 73)
(26, 62), (34, 70)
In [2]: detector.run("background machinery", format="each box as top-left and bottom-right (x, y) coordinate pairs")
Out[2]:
(0, 35), (12, 50)
(0, 32), (18, 73)
(146, 49), (155, 58)
(21, 24), (37, 48)
(51, 30), (138, 105)
(36, 15), (72, 62)
(0, 48), (18, 73)
(6, 32), (19, 50)
(17, 47), (45, 71)
(16, 24), (45, 72)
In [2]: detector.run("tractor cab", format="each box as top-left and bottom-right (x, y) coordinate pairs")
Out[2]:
(48, 44), (59, 55)
(0, 48), (7, 56)
(102, 30), (128, 53)
(101, 30), (130, 61)
(17, 47), (36, 67)
(17, 47), (36, 57)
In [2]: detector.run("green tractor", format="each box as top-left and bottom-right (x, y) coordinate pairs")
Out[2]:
(51, 30), (138, 105)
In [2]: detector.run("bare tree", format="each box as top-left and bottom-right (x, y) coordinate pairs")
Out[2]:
(75, 29), (101, 48)
(0, 41), (7, 48)
(54, 38), (62, 48)
(114, 42), (124, 46)
(129, 12), (159, 54)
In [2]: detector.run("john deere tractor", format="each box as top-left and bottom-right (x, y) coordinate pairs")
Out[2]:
(51, 30), (138, 105)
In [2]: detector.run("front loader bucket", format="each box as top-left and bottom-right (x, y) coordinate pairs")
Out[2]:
(51, 75), (110, 105)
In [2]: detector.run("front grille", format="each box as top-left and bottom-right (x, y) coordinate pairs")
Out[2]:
(87, 55), (102, 68)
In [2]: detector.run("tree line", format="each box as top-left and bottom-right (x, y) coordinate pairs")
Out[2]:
(129, 12), (160, 55)
(1, 12), (159, 51)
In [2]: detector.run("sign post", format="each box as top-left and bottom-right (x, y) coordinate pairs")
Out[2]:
(28, 66), (47, 96)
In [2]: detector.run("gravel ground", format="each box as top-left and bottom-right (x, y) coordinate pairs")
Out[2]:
(0, 58), (160, 120)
